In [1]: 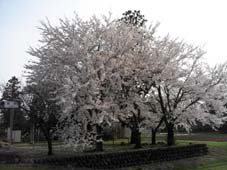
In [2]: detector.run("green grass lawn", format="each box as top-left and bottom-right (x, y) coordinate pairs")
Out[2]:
(13, 141), (63, 148)
(170, 139), (227, 170)
(177, 140), (227, 149)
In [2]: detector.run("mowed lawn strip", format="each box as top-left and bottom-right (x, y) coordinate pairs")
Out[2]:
(175, 133), (227, 142)
(172, 139), (227, 170)
(195, 162), (227, 170)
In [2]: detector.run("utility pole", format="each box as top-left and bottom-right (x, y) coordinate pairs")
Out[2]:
(3, 100), (18, 144)
(9, 108), (15, 144)
(30, 120), (35, 144)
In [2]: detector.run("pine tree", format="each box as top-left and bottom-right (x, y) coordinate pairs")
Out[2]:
(119, 10), (147, 27)
(0, 76), (27, 131)
(2, 76), (20, 100)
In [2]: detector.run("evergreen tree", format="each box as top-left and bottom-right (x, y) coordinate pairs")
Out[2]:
(2, 76), (20, 100)
(0, 76), (28, 131)
(119, 10), (147, 27)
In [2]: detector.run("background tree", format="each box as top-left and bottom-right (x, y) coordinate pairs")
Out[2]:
(0, 76), (28, 135)
(119, 10), (147, 27)
(22, 82), (59, 155)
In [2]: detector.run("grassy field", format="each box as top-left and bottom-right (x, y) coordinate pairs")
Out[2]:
(172, 140), (227, 170)
(1, 132), (227, 170)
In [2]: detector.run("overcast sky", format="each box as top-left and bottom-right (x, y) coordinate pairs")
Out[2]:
(0, 0), (227, 84)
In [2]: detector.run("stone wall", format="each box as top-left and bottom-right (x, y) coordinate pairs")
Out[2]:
(33, 144), (208, 169)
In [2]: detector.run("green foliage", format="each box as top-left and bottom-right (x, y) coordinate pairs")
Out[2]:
(119, 10), (147, 27)
(2, 76), (21, 100)
(0, 76), (28, 131)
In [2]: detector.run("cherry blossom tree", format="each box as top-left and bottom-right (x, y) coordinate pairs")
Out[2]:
(147, 36), (227, 145)
(115, 10), (163, 148)
(26, 12), (162, 150)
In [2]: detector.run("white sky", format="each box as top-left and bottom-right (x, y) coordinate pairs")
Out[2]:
(0, 0), (227, 84)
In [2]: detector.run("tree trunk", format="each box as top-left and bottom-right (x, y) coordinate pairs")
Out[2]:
(134, 128), (142, 149)
(41, 126), (53, 155)
(167, 123), (175, 146)
(47, 137), (53, 155)
(95, 125), (103, 152)
(130, 128), (137, 144)
(151, 128), (157, 145)
(30, 123), (35, 144)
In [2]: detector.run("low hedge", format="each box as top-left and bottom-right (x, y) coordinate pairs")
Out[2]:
(33, 144), (208, 169)
(0, 150), (21, 163)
